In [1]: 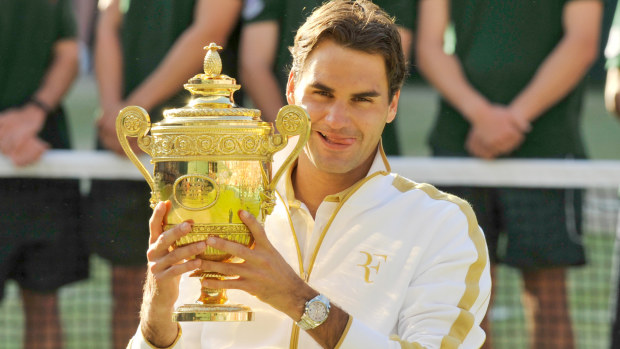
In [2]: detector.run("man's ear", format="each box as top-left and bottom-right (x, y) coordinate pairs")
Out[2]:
(386, 90), (400, 123)
(286, 71), (296, 105)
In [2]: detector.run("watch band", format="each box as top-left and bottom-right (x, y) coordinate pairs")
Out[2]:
(28, 96), (53, 114)
(297, 294), (330, 331)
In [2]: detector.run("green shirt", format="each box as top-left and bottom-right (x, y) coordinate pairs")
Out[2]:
(243, 0), (415, 91)
(429, 0), (592, 158)
(120, 0), (241, 120)
(120, 0), (196, 120)
(0, 0), (76, 110)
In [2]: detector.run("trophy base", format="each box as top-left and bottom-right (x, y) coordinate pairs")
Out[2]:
(172, 304), (254, 322)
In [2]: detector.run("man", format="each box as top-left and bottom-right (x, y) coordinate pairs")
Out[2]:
(416, 0), (602, 348)
(88, 1), (242, 348)
(239, 0), (415, 155)
(0, 0), (87, 348)
(130, 1), (491, 348)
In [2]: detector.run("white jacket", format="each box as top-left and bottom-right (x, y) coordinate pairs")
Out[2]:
(130, 140), (491, 349)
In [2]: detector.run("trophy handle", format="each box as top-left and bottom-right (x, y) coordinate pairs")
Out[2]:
(116, 106), (155, 191)
(268, 105), (311, 192)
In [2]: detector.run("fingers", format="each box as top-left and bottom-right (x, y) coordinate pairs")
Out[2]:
(198, 259), (245, 279)
(149, 240), (206, 276)
(200, 210), (273, 263)
(0, 133), (16, 155)
(9, 137), (49, 167)
(99, 129), (125, 154)
(239, 210), (270, 246)
(97, 108), (126, 154)
(149, 201), (188, 249)
(466, 134), (495, 159)
(149, 201), (169, 244)
(206, 235), (255, 263)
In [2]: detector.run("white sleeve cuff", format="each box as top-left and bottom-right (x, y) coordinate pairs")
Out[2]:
(337, 318), (398, 349)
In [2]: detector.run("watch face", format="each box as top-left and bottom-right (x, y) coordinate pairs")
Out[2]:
(308, 300), (328, 322)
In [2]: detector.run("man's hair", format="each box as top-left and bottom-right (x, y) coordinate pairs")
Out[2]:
(290, 0), (407, 100)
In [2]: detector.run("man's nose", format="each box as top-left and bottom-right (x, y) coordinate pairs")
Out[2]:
(324, 100), (350, 127)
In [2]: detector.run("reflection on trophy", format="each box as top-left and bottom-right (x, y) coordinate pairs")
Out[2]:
(115, 43), (310, 321)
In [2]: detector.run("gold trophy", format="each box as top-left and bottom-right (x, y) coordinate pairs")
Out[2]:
(116, 43), (310, 322)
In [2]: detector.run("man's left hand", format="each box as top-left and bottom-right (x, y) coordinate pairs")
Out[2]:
(199, 210), (314, 321)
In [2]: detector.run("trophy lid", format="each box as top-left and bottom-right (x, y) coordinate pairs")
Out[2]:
(161, 43), (262, 122)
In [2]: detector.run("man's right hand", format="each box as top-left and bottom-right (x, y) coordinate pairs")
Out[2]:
(96, 103), (142, 156)
(96, 103), (125, 155)
(140, 201), (205, 347)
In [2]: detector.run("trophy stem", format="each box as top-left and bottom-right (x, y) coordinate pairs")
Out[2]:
(172, 272), (253, 322)
(198, 276), (228, 305)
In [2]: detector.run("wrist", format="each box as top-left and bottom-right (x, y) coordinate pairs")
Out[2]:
(461, 98), (492, 126)
(140, 321), (181, 349)
(287, 284), (318, 322)
(507, 105), (532, 133)
(27, 96), (53, 115)
(297, 294), (331, 330)
(21, 104), (47, 132)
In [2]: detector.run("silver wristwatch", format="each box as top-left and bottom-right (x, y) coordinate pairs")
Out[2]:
(296, 294), (330, 330)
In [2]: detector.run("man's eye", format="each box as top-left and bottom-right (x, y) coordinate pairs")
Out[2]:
(354, 97), (372, 103)
(314, 90), (332, 97)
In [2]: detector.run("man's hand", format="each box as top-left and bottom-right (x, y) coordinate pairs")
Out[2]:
(0, 106), (47, 158)
(96, 102), (142, 155)
(200, 210), (314, 321)
(3, 136), (50, 167)
(466, 105), (529, 159)
(140, 201), (205, 348)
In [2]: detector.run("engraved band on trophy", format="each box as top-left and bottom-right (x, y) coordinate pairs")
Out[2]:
(116, 43), (311, 322)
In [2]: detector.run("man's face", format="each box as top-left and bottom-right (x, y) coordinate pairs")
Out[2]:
(286, 39), (400, 176)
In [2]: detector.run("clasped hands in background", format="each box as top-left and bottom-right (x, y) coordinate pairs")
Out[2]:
(0, 106), (48, 166)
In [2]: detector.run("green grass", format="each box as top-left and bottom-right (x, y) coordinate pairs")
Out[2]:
(0, 74), (618, 348)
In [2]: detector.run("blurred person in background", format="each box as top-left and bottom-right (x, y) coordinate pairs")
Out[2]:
(72, 0), (98, 73)
(239, 0), (415, 155)
(0, 0), (87, 348)
(604, 2), (620, 347)
(86, 0), (242, 347)
(416, 0), (602, 348)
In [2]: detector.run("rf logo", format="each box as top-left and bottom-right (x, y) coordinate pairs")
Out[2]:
(358, 251), (388, 284)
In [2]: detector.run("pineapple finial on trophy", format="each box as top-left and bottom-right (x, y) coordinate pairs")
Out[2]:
(203, 43), (223, 77)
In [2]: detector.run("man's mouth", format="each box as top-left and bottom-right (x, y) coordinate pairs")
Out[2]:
(317, 131), (355, 145)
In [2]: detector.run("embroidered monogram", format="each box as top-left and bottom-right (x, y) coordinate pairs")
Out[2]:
(357, 251), (388, 284)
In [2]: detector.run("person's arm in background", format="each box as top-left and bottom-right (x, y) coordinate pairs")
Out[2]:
(124, 0), (241, 109)
(416, 0), (528, 159)
(507, 0), (602, 128)
(605, 4), (620, 118)
(95, 0), (242, 154)
(0, 38), (79, 166)
(604, 4), (620, 119)
(239, 20), (284, 123)
(605, 67), (620, 117)
(94, 0), (127, 154)
(399, 27), (413, 63)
